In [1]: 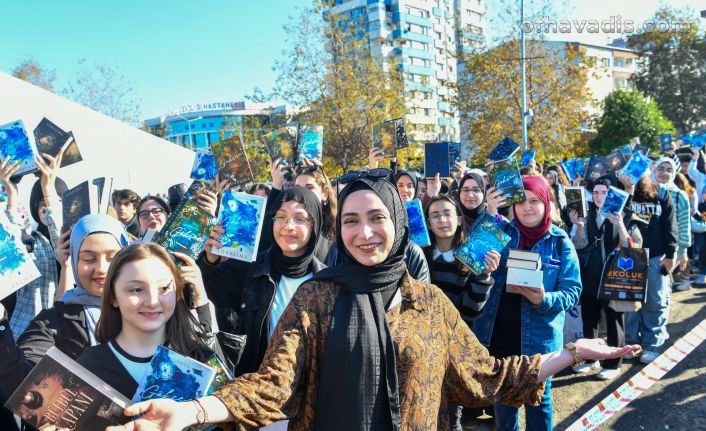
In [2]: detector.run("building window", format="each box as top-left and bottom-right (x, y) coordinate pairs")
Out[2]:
(601, 58), (610, 68)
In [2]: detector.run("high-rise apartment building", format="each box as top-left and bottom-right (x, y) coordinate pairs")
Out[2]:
(332, 0), (486, 144)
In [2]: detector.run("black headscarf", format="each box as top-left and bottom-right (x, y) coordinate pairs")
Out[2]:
(269, 186), (322, 279)
(458, 173), (486, 223)
(313, 177), (407, 431)
(394, 170), (418, 199)
(29, 177), (68, 240)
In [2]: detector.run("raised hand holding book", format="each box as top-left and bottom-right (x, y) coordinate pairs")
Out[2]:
(599, 186), (629, 218)
(213, 190), (266, 262)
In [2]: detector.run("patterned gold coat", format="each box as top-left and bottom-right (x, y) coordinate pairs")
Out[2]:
(213, 273), (546, 430)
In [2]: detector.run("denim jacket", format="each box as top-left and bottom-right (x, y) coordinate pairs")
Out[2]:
(472, 215), (583, 355)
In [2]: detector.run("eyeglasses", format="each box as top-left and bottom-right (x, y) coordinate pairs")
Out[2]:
(429, 213), (455, 223)
(138, 207), (165, 220)
(272, 216), (313, 228)
(655, 167), (674, 174)
(460, 187), (483, 195)
(338, 168), (391, 185)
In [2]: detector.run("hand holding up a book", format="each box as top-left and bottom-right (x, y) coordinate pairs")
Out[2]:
(425, 173), (442, 198)
(203, 223), (226, 265)
(480, 251), (501, 275)
(485, 186), (507, 216)
(568, 209), (585, 228)
(617, 173), (635, 194)
(173, 252), (209, 308)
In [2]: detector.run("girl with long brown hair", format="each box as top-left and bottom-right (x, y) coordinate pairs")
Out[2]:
(76, 243), (214, 398)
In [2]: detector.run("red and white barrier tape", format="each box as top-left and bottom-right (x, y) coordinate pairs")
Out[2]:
(567, 318), (706, 431)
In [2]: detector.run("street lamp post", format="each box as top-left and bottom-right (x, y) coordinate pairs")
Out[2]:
(169, 113), (203, 150)
(520, 0), (529, 151)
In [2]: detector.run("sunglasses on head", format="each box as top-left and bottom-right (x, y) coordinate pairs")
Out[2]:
(295, 164), (322, 175)
(338, 168), (391, 185)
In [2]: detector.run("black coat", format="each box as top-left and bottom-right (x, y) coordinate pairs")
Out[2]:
(199, 250), (326, 377)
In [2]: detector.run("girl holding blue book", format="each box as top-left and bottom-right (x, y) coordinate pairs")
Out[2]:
(569, 175), (643, 380)
(76, 243), (216, 399)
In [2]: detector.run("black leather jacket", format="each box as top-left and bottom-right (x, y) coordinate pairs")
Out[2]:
(199, 250), (326, 376)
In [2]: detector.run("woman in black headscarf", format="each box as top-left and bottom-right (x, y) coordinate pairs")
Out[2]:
(114, 177), (640, 431)
(456, 172), (487, 229)
(198, 185), (326, 376)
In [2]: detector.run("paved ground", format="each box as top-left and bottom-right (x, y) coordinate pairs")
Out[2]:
(464, 283), (706, 430)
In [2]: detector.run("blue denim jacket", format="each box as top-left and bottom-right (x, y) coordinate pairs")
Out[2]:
(472, 216), (583, 355)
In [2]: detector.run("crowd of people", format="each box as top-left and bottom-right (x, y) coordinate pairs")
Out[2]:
(13, 137), (706, 431)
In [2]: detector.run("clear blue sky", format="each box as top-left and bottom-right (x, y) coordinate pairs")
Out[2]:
(1, 0), (704, 120)
(0, 0), (302, 119)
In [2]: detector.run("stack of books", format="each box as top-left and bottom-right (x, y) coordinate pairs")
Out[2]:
(506, 249), (543, 290)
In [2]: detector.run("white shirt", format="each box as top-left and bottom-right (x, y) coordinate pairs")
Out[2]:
(108, 341), (152, 384)
(269, 273), (313, 336)
(433, 247), (455, 263)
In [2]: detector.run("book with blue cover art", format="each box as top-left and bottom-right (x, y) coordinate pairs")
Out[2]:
(586, 156), (607, 181)
(485, 157), (525, 206)
(620, 150), (650, 185)
(405, 199), (431, 247)
(574, 157), (587, 178)
(296, 124), (323, 163)
(659, 134), (672, 153)
(448, 142), (462, 171)
(561, 159), (575, 182)
(599, 186), (629, 218)
(0, 210), (41, 300)
(190, 149), (219, 182)
(618, 144), (633, 160)
(424, 142), (451, 178)
(133, 345), (215, 403)
(519, 149), (536, 166)
(455, 221), (511, 275)
(0, 120), (39, 178)
(213, 190), (266, 262)
(154, 198), (217, 261)
(692, 134), (705, 149)
(487, 136), (520, 162)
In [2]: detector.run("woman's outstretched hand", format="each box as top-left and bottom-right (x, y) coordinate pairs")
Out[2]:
(576, 338), (642, 362)
(105, 399), (196, 431)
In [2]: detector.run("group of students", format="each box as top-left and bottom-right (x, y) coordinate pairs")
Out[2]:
(543, 144), (705, 383)
(0, 145), (641, 431)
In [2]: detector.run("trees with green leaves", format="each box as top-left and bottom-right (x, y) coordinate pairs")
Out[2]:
(272, 0), (406, 175)
(590, 88), (674, 155)
(628, 6), (706, 134)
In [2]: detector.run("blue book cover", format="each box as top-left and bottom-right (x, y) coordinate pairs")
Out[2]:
(620, 150), (650, 185)
(574, 157), (587, 177)
(618, 144), (634, 161)
(296, 125), (323, 162)
(448, 142), (462, 172)
(519, 149), (536, 166)
(680, 134), (693, 145)
(154, 199), (217, 260)
(599, 186), (629, 217)
(485, 157), (525, 206)
(692, 134), (705, 149)
(586, 156), (607, 181)
(424, 142), (450, 178)
(190, 149), (219, 182)
(634, 144), (650, 156)
(487, 136), (520, 162)
(0, 211), (41, 300)
(405, 199), (431, 247)
(659, 134), (672, 153)
(213, 191), (266, 262)
(133, 346), (215, 403)
(455, 221), (511, 275)
(561, 159), (575, 182)
(0, 120), (39, 177)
